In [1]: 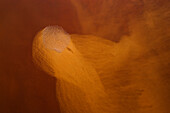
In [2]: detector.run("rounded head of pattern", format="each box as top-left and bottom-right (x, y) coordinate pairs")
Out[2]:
(42, 26), (71, 53)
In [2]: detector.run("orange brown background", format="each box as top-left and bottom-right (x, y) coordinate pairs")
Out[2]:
(0, 0), (169, 113)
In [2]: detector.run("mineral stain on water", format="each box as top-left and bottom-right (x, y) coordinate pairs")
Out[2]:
(42, 26), (71, 53)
